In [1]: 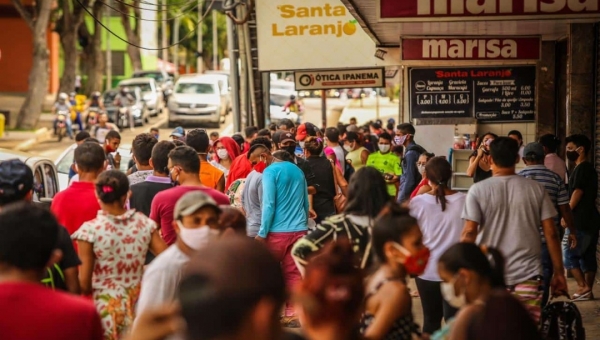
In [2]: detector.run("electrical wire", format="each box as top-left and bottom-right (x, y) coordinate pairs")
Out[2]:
(74, 0), (216, 50)
(110, 0), (199, 11)
(224, 0), (253, 24)
(137, 0), (207, 7)
(99, 0), (197, 22)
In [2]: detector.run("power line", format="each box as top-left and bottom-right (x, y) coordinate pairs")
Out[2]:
(74, 0), (216, 50)
(98, 0), (197, 22)
(110, 0), (199, 11)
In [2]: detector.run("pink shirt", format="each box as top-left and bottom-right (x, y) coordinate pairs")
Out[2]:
(150, 185), (230, 245)
(544, 153), (567, 183)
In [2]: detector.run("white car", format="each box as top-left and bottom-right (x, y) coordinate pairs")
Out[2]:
(168, 75), (223, 128)
(119, 77), (164, 117)
(55, 144), (132, 192)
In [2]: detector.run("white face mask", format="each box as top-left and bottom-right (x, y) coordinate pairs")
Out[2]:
(417, 164), (426, 174)
(216, 149), (229, 160)
(299, 141), (306, 149)
(177, 221), (220, 250)
(379, 144), (390, 153)
(440, 276), (466, 308)
(343, 144), (353, 152)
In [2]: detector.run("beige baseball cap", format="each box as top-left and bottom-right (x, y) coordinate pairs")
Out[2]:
(174, 191), (221, 220)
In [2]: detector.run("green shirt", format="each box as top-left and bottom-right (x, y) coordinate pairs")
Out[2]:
(367, 151), (402, 196)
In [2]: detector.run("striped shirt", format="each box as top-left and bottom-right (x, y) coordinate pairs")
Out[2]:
(518, 165), (569, 243)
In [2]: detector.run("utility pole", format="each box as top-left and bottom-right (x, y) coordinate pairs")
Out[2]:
(173, 16), (180, 78)
(161, 0), (168, 70)
(105, 0), (112, 90)
(197, 0), (204, 73)
(212, 10), (218, 70)
(227, 14), (241, 132)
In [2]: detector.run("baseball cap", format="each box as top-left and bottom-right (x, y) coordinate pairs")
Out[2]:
(0, 159), (34, 202)
(280, 132), (296, 144)
(170, 126), (186, 138)
(174, 191), (221, 220)
(523, 142), (545, 159)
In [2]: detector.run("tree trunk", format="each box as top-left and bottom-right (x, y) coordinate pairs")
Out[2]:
(11, 0), (53, 129)
(81, 1), (104, 95)
(58, 29), (78, 95)
(119, 0), (143, 72)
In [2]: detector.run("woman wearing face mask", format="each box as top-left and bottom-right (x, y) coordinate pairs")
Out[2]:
(431, 243), (509, 340)
(304, 137), (337, 224)
(344, 131), (369, 172)
(360, 203), (428, 340)
(409, 157), (465, 336)
(72, 170), (168, 340)
(466, 133), (497, 183)
(410, 152), (435, 199)
(210, 136), (241, 180)
(366, 132), (402, 198)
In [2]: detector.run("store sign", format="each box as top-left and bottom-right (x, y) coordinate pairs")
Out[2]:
(409, 66), (536, 122)
(294, 68), (385, 90)
(401, 37), (541, 60)
(255, 0), (398, 71)
(380, 0), (600, 22)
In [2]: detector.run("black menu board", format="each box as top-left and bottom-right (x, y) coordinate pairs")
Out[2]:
(409, 66), (536, 122)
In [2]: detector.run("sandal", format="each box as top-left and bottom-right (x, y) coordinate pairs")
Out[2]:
(571, 291), (592, 301)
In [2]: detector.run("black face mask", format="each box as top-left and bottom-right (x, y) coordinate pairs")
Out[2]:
(566, 150), (580, 162)
(283, 145), (296, 157)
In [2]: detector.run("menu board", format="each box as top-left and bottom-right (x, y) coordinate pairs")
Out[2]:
(409, 66), (536, 122)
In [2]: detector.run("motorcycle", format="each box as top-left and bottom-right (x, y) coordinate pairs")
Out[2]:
(117, 106), (134, 130)
(55, 111), (68, 142)
(85, 107), (101, 130)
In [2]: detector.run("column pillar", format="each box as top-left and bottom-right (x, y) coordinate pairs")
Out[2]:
(536, 41), (556, 138)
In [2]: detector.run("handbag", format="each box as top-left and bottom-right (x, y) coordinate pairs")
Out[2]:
(331, 162), (347, 213)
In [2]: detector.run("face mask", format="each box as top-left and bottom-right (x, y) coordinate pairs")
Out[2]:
(299, 141), (306, 149)
(396, 135), (408, 145)
(177, 222), (220, 250)
(392, 242), (430, 276)
(153, 134), (159, 140)
(105, 144), (115, 153)
(283, 145), (297, 156)
(379, 144), (390, 153)
(343, 144), (353, 152)
(394, 136), (402, 145)
(566, 149), (580, 162)
(217, 149), (229, 160)
(170, 167), (180, 186)
(417, 164), (426, 174)
(441, 276), (467, 308)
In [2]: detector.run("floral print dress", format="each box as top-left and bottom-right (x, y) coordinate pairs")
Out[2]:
(72, 209), (157, 340)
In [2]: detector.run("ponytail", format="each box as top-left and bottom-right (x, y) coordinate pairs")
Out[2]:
(424, 157), (452, 212)
(439, 243), (506, 288)
(482, 246), (506, 289)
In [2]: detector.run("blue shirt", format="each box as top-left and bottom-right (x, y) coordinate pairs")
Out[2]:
(259, 161), (309, 238)
(518, 165), (569, 243)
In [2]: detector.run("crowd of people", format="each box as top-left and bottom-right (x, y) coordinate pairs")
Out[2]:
(0, 115), (597, 340)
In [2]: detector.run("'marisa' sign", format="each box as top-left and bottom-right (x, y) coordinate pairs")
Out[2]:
(401, 37), (541, 60)
(380, 0), (600, 21)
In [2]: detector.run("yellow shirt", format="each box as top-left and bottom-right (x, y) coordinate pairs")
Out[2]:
(346, 147), (368, 172)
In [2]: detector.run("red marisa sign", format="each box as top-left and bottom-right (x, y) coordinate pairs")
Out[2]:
(401, 37), (541, 60)
(380, 0), (600, 21)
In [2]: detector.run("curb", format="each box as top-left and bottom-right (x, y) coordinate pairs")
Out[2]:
(14, 127), (52, 152)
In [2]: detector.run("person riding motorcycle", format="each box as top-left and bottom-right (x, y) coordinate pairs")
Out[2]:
(282, 94), (304, 114)
(53, 93), (73, 139)
(69, 92), (84, 131)
(113, 86), (135, 130)
(84, 91), (105, 128)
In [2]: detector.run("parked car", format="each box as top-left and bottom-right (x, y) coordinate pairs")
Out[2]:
(102, 87), (149, 127)
(55, 144), (132, 192)
(132, 69), (174, 102)
(167, 75), (223, 128)
(0, 149), (60, 205)
(119, 77), (164, 117)
(201, 71), (232, 117)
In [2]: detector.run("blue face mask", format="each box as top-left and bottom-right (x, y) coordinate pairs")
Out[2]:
(153, 134), (159, 140)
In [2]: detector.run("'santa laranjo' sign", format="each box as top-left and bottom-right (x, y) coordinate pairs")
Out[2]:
(380, 0), (600, 21)
(401, 37), (541, 60)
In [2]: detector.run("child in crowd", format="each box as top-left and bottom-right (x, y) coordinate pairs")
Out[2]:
(72, 170), (167, 340)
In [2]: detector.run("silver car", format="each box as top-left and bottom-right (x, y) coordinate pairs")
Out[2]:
(168, 76), (223, 128)
(119, 77), (164, 117)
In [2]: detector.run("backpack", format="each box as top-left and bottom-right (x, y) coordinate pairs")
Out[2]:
(540, 300), (585, 340)
(226, 178), (246, 208)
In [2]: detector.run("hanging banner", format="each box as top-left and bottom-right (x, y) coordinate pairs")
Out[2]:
(379, 0), (600, 22)
(294, 68), (385, 90)
(401, 36), (541, 60)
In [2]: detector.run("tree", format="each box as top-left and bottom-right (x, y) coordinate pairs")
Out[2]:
(118, 0), (142, 72)
(55, 0), (91, 96)
(11, 0), (53, 129)
(79, 1), (104, 94)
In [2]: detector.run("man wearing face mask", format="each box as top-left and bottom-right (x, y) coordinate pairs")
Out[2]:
(242, 144), (274, 238)
(562, 134), (600, 301)
(150, 146), (230, 246)
(136, 191), (222, 334)
(366, 132), (402, 198)
(396, 123), (426, 203)
(104, 130), (122, 170)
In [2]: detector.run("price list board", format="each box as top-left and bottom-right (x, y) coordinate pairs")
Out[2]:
(409, 66), (536, 122)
